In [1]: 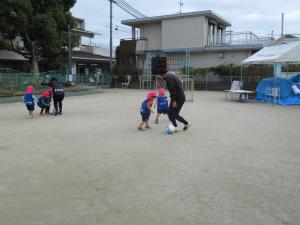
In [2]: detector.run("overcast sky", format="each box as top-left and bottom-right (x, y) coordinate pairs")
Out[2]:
(71, 0), (300, 47)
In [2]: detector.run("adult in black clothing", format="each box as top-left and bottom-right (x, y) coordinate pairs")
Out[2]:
(41, 78), (65, 115)
(158, 68), (190, 131)
(50, 78), (65, 115)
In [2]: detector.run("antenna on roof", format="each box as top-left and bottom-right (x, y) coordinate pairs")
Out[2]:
(179, 0), (183, 14)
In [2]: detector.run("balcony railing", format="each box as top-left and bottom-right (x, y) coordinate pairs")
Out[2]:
(208, 31), (272, 47)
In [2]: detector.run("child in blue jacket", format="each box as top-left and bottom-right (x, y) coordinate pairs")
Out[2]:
(155, 88), (169, 124)
(23, 85), (37, 118)
(138, 91), (157, 130)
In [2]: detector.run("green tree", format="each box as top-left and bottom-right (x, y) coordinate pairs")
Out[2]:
(0, 0), (77, 74)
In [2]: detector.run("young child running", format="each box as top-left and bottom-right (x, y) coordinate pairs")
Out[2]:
(138, 91), (157, 130)
(23, 85), (37, 118)
(37, 88), (52, 115)
(155, 88), (169, 124)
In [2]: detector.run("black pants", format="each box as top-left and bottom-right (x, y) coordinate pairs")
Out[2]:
(45, 106), (50, 114)
(53, 94), (64, 113)
(40, 106), (50, 114)
(168, 100), (188, 127)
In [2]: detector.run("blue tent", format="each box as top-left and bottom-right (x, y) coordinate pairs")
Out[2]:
(255, 74), (300, 105)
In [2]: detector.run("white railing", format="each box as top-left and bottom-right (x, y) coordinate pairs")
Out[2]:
(208, 31), (272, 47)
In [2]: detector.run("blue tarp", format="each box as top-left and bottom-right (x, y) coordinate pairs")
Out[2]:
(255, 74), (300, 105)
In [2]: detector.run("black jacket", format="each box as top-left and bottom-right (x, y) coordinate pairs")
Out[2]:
(165, 72), (185, 102)
(41, 82), (64, 95)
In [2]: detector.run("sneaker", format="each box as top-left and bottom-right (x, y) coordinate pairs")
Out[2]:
(145, 125), (151, 129)
(138, 127), (143, 131)
(155, 119), (158, 124)
(183, 123), (191, 131)
(174, 127), (181, 132)
(58, 112), (62, 115)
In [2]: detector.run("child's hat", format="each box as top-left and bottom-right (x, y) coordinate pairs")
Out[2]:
(159, 88), (165, 95)
(26, 85), (34, 94)
(147, 91), (157, 98)
(41, 88), (52, 98)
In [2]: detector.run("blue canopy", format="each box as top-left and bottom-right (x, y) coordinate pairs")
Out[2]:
(255, 74), (300, 105)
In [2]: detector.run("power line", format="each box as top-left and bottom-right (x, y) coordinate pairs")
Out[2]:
(114, 2), (139, 18)
(114, 0), (146, 18)
(116, 0), (146, 18)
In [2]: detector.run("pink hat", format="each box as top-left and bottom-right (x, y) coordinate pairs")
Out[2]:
(41, 88), (52, 98)
(146, 91), (157, 99)
(26, 85), (34, 94)
(159, 88), (165, 95)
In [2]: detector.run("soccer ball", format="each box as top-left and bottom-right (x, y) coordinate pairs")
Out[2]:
(51, 108), (57, 115)
(165, 123), (175, 134)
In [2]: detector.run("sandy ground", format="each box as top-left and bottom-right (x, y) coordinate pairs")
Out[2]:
(0, 90), (300, 225)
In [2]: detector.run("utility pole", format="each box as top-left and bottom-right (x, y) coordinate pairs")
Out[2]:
(68, 24), (72, 75)
(109, 0), (113, 74)
(108, 0), (147, 75)
(281, 13), (284, 37)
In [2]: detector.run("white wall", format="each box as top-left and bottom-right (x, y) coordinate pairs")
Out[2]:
(73, 45), (115, 58)
(190, 50), (251, 68)
(140, 22), (162, 50)
(162, 16), (207, 49)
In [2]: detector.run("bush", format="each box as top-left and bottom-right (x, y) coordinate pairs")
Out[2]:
(189, 64), (241, 76)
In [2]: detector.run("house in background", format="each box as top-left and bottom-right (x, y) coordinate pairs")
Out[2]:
(0, 17), (114, 75)
(121, 10), (272, 74)
(71, 18), (115, 76)
(0, 35), (29, 71)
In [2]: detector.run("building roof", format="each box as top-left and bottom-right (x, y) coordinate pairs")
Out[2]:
(0, 50), (27, 61)
(122, 10), (231, 27)
(72, 51), (115, 62)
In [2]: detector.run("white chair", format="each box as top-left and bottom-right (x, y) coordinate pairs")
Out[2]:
(272, 87), (280, 103)
(121, 75), (131, 88)
(265, 86), (280, 103)
(291, 84), (300, 95)
(225, 80), (243, 100)
(265, 86), (272, 101)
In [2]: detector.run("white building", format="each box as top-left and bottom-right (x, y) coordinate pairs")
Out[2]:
(121, 10), (272, 73)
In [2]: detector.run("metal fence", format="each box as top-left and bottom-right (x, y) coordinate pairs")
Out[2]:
(110, 74), (270, 92)
(0, 70), (112, 96)
(0, 68), (271, 97)
(0, 70), (69, 96)
(75, 74), (112, 89)
(194, 75), (271, 91)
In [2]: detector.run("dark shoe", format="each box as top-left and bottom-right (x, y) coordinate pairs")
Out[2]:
(155, 119), (158, 124)
(183, 123), (191, 131)
(145, 125), (151, 129)
(58, 112), (62, 115)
